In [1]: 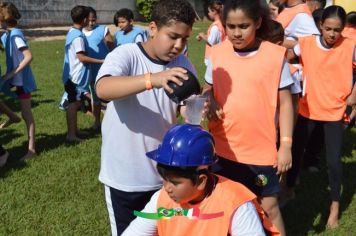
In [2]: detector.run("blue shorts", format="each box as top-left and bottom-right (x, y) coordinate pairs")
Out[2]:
(212, 156), (281, 197)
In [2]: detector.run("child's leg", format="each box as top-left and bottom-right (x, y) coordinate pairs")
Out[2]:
(66, 101), (81, 141)
(0, 100), (21, 128)
(19, 98), (36, 160)
(0, 144), (9, 167)
(89, 83), (101, 130)
(323, 120), (343, 228)
(258, 195), (286, 236)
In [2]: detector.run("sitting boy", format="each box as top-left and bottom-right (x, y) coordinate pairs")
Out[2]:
(113, 8), (147, 47)
(122, 124), (280, 236)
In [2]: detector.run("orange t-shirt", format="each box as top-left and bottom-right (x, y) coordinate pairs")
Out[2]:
(298, 35), (355, 121)
(205, 20), (225, 60)
(157, 175), (280, 236)
(209, 40), (286, 165)
(276, 3), (311, 29)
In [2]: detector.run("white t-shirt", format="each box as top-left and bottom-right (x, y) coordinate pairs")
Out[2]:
(96, 43), (196, 192)
(285, 13), (320, 40)
(122, 190), (265, 236)
(207, 25), (222, 46)
(10, 37), (27, 86)
(82, 26), (109, 38)
(68, 28), (86, 84)
(204, 50), (294, 89)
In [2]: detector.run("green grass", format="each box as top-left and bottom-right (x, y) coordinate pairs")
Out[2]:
(0, 22), (355, 235)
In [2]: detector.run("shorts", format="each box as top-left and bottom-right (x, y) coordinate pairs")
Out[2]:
(16, 86), (31, 99)
(64, 80), (84, 103)
(212, 156), (281, 197)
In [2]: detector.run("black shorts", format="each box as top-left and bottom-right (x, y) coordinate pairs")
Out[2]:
(212, 156), (281, 197)
(64, 80), (83, 103)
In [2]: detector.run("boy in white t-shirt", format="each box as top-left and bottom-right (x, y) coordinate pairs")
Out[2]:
(95, 0), (196, 235)
(62, 6), (104, 142)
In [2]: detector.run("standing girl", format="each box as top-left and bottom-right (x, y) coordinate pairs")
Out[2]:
(0, 2), (36, 161)
(196, 0), (225, 65)
(83, 6), (113, 130)
(285, 5), (356, 229)
(203, 0), (294, 235)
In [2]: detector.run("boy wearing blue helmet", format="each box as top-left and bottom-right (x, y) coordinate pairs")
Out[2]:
(123, 124), (279, 236)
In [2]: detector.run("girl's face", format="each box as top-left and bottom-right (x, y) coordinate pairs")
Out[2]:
(86, 12), (96, 31)
(320, 17), (344, 46)
(269, 3), (279, 20)
(225, 9), (261, 50)
(118, 17), (132, 32)
(207, 7), (217, 21)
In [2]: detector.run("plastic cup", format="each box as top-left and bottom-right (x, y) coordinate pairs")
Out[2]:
(185, 95), (206, 125)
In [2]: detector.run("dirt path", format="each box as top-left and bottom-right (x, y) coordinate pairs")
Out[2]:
(24, 24), (119, 41)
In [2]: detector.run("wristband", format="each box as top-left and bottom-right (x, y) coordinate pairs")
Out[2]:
(145, 73), (152, 90)
(281, 137), (293, 144)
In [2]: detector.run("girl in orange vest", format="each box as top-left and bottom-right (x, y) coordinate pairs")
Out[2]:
(284, 5), (356, 229)
(196, 0), (226, 65)
(123, 124), (279, 236)
(203, 0), (295, 235)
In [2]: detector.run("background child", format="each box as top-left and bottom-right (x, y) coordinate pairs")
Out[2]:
(305, 0), (326, 13)
(342, 11), (356, 41)
(0, 144), (8, 167)
(277, 0), (319, 48)
(62, 5), (104, 142)
(122, 124), (274, 236)
(269, 0), (285, 20)
(0, 2), (37, 161)
(113, 8), (147, 47)
(196, 0), (225, 65)
(83, 6), (113, 130)
(284, 5), (356, 229)
(95, 0), (196, 234)
(203, 0), (294, 235)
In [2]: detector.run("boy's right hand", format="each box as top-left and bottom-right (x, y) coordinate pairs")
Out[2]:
(151, 67), (188, 94)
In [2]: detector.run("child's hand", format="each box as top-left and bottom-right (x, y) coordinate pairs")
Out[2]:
(2, 72), (14, 81)
(206, 94), (224, 121)
(275, 145), (292, 175)
(196, 32), (205, 41)
(150, 67), (188, 93)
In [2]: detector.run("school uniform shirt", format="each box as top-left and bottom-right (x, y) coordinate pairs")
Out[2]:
(96, 43), (196, 192)
(67, 28), (87, 85)
(293, 35), (356, 121)
(7, 37), (26, 86)
(122, 176), (266, 236)
(205, 40), (294, 166)
(277, 3), (319, 40)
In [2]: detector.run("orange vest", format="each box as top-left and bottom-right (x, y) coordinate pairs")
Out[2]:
(342, 26), (356, 42)
(205, 20), (226, 60)
(276, 3), (312, 29)
(209, 40), (286, 165)
(298, 35), (354, 121)
(157, 175), (280, 236)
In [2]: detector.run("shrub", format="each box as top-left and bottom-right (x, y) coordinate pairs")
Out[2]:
(136, 0), (157, 21)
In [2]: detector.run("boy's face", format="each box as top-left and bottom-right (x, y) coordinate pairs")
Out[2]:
(118, 17), (132, 32)
(163, 176), (203, 204)
(149, 21), (192, 61)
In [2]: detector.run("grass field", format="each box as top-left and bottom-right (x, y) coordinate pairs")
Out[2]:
(0, 22), (355, 235)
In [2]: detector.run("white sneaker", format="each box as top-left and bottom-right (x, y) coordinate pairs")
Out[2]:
(0, 151), (9, 167)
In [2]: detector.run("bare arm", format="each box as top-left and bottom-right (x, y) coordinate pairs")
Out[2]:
(77, 52), (104, 64)
(104, 30), (115, 51)
(282, 38), (298, 49)
(96, 67), (188, 101)
(3, 47), (32, 81)
(276, 88), (294, 174)
(196, 32), (211, 46)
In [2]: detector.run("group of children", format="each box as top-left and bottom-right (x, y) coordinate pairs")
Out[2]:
(0, 0), (355, 235)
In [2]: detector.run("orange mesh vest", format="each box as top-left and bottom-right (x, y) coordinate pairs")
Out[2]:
(209, 40), (286, 165)
(157, 176), (280, 236)
(205, 20), (226, 60)
(276, 3), (311, 29)
(298, 35), (354, 121)
(342, 26), (356, 42)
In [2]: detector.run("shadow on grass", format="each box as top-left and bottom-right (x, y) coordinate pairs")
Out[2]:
(283, 129), (356, 235)
(0, 92), (55, 113)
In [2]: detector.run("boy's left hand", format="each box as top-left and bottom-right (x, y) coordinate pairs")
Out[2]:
(275, 145), (292, 175)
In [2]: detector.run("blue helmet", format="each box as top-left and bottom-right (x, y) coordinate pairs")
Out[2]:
(146, 124), (217, 166)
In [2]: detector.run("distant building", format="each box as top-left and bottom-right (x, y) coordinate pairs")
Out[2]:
(12, 0), (204, 27)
